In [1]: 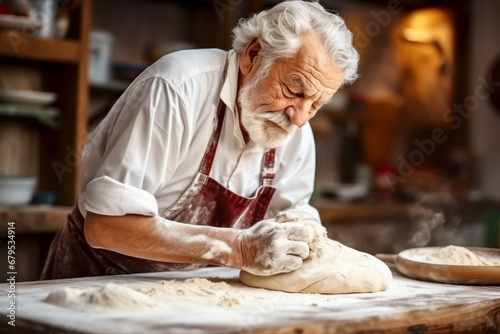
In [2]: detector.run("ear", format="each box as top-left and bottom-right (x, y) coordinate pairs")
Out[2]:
(239, 36), (261, 75)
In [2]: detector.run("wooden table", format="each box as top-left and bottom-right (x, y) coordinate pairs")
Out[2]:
(1, 266), (499, 333)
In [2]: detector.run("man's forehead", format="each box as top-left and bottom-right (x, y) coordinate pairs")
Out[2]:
(296, 33), (344, 80)
(284, 64), (344, 97)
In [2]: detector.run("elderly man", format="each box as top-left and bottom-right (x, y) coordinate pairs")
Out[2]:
(42, 0), (359, 279)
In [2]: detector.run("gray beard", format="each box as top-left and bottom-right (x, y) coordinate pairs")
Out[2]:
(238, 79), (298, 149)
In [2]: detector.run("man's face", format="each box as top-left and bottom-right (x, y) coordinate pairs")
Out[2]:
(238, 32), (345, 148)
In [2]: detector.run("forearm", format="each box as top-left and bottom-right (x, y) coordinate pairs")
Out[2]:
(84, 212), (243, 268)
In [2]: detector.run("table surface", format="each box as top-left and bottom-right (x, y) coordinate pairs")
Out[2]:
(1, 266), (500, 334)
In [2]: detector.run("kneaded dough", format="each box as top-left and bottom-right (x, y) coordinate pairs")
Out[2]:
(240, 221), (392, 294)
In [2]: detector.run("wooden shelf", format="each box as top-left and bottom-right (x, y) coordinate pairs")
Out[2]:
(0, 32), (81, 63)
(0, 103), (60, 128)
(0, 0), (91, 206)
(0, 205), (70, 233)
(313, 198), (411, 222)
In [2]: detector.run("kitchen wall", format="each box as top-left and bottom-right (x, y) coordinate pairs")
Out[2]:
(469, 0), (500, 200)
(91, 0), (189, 65)
(91, 0), (243, 66)
(90, 0), (500, 201)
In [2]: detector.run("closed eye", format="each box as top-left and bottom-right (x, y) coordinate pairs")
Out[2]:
(284, 85), (304, 98)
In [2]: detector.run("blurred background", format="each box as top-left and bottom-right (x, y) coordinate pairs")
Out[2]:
(0, 0), (499, 281)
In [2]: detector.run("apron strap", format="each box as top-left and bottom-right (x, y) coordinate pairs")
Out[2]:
(262, 148), (276, 186)
(199, 99), (277, 186)
(199, 100), (226, 175)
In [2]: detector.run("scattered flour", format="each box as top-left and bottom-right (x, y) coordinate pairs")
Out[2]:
(138, 278), (245, 308)
(44, 283), (160, 312)
(423, 245), (497, 266)
(136, 277), (337, 309)
(44, 278), (339, 312)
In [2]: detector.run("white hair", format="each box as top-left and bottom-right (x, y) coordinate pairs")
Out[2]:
(232, 0), (359, 85)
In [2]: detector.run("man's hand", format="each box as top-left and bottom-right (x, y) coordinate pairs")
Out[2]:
(238, 219), (312, 276)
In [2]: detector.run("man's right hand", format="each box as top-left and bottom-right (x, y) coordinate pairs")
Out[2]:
(238, 219), (312, 276)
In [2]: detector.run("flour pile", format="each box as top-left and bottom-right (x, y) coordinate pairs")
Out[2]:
(44, 283), (160, 312)
(423, 245), (497, 266)
(136, 278), (337, 309)
(44, 278), (340, 312)
(138, 278), (245, 308)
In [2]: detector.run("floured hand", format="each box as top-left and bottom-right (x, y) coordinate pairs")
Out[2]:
(238, 219), (312, 276)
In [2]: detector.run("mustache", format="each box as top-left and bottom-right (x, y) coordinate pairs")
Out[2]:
(258, 111), (297, 132)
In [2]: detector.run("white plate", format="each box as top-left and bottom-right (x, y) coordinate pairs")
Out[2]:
(0, 90), (57, 106)
(0, 14), (41, 31)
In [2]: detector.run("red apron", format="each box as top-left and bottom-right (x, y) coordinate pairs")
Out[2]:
(41, 101), (277, 279)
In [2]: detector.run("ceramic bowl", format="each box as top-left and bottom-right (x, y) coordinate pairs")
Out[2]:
(0, 175), (37, 205)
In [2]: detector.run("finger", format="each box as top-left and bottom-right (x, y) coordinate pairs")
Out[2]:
(256, 217), (278, 225)
(286, 224), (313, 241)
(275, 211), (301, 223)
(286, 240), (310, 259)
(252, 218), (276, 229)
(279, 255), (303, 273)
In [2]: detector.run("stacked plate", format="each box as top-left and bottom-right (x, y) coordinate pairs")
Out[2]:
(0, 90), (57, 106)
(0, 90), (59, 128)
(0, 14), (41, 32)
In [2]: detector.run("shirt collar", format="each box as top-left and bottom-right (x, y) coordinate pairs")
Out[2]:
(220, 50), (239, 114)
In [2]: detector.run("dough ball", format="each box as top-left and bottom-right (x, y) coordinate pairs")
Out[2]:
(240, 222), (392, 294)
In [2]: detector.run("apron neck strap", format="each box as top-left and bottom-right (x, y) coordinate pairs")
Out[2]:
(199, 100), (226, 175)
(262, 148), (276, 186)
(199, 99), (277, 186)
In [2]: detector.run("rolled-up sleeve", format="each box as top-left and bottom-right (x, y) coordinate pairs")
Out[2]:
(84, 176), (159, 216)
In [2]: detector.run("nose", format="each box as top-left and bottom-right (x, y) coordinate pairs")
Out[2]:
(285, 100), (313, 127)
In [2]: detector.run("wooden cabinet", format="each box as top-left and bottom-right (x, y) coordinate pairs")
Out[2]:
(0, 0), (91, 282)
(0, 0), (92, 206)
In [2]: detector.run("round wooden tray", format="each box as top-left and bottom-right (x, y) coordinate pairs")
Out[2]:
(394, 247), (500, 285)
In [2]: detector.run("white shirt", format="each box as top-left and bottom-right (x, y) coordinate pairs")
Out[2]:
(78, 49), (320, 223)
